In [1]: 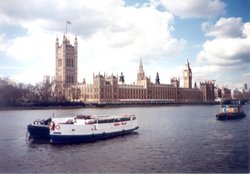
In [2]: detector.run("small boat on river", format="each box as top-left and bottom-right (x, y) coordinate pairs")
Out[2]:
(27, 114), (139, 144)
(216, 104), (246, 120)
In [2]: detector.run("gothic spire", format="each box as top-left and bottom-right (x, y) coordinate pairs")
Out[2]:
(156, 72), (160, 84)
(139, 58), (143, 72)
(56, 37), (59, 46)
(194, 81), (197, 88)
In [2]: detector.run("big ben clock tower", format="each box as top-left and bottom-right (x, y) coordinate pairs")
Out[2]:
(183, 60), (192, 88)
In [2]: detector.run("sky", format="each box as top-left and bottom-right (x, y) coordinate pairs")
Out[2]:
(0, 0), (249, 89)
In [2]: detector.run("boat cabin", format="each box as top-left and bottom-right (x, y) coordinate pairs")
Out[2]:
(220, 105), (243, 113)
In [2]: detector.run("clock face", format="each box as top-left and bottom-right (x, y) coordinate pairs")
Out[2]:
(184, 71), (188, 76)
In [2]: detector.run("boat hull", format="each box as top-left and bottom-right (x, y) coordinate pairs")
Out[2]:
(216, 112), (246, 120)
(50, 126), (139, 144)
(27, 124), (50, 140)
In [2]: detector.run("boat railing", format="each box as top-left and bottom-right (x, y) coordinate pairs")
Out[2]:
(118, 113), (133, 115)
(77, 115), (92, 119)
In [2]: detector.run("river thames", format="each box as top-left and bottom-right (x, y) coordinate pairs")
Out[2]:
(0, 104), (249, 173)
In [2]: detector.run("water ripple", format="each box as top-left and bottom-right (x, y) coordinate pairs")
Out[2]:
(0, 105), (249, 173)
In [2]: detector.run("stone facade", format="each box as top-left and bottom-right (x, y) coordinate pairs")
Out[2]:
(200, 81), (215, 102)
(53, 36), (217, 104)
(66, 61), (208, 104)
(55, 35), (78, 89)
(221, 87), (231, 99)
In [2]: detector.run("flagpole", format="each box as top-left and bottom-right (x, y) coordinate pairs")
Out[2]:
(65, 21), (71, 35)
(66, 21), (67, 35)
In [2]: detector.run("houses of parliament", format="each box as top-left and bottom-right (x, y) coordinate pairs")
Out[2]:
(55, 35), (218, 104)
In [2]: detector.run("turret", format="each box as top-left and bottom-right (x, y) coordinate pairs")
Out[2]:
(56, 37), (59, 47)
(171, 77), (180, 88)
(63, 34), (66, 43)
(194, 82), (197, 89)
(74, 36), (77, 47)
(155, 72), (160, 85)
(119, 72), (125, 84)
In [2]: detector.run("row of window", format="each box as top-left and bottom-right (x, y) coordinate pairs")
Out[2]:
(83, 94), (118, 99)
(81, 92), (178, 100)
(180, 92), (202, 99)
(79, 86), (203, 100)
(119, 95), (146, 99)
(83, 87), (118, 93)
(58, 59), (62, 67)
(57, 59), (74, 67)
(66, 59), (74, 67)
(81, 93), (202, 100)
(66, 76), (74, 84)
(98, 117), (131, 124)
(118, 95), (176, 100)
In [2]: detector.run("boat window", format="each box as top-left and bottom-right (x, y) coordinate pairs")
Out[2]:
(97, 117), (133, 124)
(120, 117), (130, 121)
(108, 119), (114, 123)
(113, 117), (130, 122)
(120, 118), (125, 122)
(114, 119), (120, 122)
(98, 119), (108, 124)
(133, 117), (136, 120)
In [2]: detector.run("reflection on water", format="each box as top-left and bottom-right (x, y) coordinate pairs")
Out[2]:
(0, 105), (249, 173)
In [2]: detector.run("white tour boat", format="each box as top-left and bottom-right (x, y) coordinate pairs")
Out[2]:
(27, 114), (139, 144)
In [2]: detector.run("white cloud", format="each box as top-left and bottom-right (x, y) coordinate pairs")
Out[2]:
(202, 17), (244, 38)
(195, 17), (250, 89)
(197, 18), (250, 67)
(243, 72), (250, 77)
(193, 65), (220, 74)
(157, 0), (226, 18)
(4, 31), (55, 61)
(191, 65), (221, 84)
(12, 63), (53, 85)
(0, 0), (185, 84)
(0, 34), (7, 51)
(2, 32), (55, 84)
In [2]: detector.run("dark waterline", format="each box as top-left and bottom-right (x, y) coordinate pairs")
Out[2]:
(0, 105), (249, 173)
